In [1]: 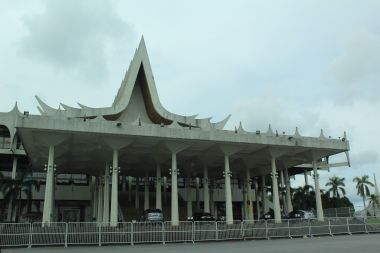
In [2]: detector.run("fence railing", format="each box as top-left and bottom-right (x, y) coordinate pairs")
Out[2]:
(0, 217), (379, 248)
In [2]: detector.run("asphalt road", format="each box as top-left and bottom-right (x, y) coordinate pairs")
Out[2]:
(2, 234), (380, 253)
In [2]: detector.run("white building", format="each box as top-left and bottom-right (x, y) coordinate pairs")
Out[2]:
(0, 38), (350, 225)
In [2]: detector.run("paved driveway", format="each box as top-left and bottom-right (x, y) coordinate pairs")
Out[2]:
(3, 234), (380, 253)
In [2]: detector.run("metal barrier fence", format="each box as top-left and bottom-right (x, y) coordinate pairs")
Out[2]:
(0, 217), (379, 248)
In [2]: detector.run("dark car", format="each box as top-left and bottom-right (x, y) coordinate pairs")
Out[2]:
(287, 210), (315, 219)
(260, 210), (287, 220)
(140, 209), (164, 222)
(188, 212), (215, 222)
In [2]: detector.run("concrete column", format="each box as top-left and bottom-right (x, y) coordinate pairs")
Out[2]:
(203, 167), (210, 213)
(210, 179), (215, 216)
(97, 177), (104, 223)
(280, 169), (286, 213)
(144, 173), (149, 210)
(304, 170), (309, 186)
(110, 149), (119, 226)
(261, 176), (269, 213)
(171, 152), (179, 226)
(103, 164), (110, 223)
(135, 177), (139, 209)
(254, 178), (261, 219)
(195, 177), (200, 212)
(155, 164), (162, 210)
(92, 177), (98, 221)
(284, 168), (293, 213)
(163, 176), (167, 203)
(186, 177), (193, 218)
(246, 169), (254, 221)
(271, 158), (281, 223)
(42, 146), (55, 224)
(11, 156), (18, 179)
(242, 183), (247, 220)
(122, 176), (126, 192)
(224, 155), (233, 225)
(313, 161), (324, 221)
(128, 176), (132, 202)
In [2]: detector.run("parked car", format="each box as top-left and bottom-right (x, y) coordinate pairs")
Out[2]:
(140, 209), (164, 222)
(188, 212), (215, 222)
(287, 210), (315, 219)
(260, 210), (287, 220)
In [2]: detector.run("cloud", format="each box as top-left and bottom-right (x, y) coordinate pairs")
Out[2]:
(19, 0), (134, 83)
(351, 150), (379, 168)
(329, 30), (380, 103)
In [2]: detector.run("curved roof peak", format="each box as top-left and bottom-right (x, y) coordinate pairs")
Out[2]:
(35, 37), (230, 130)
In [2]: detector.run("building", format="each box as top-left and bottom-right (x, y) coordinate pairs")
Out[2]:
(0, 38), (350, 226)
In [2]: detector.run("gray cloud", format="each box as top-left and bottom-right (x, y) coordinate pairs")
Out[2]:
(19, 0), (134, 83)
(329, 30), (380, 104)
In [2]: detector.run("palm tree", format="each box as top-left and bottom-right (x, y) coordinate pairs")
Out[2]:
(325, 176), (346, 207)
(353, 175), (374, 212)
(292, 185), (314, 210)
(326, 176), (346, 198)
(368, 194), (380, 216)
(0, 167), (40, 222)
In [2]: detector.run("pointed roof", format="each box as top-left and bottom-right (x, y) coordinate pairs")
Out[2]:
(35, 37), (230, 130)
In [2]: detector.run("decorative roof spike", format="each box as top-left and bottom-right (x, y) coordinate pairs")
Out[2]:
(237, 121), (246, 133)
(267, 124), (274, 136)
(343, 131), (347, 141)
(319, 129), (326, 139)
(37, 106), (46, 115)
(9, 102), (22, 115)
(294, 126), (301, 137)
(35, 95), (57, 115)
(213, 114), (231, 130)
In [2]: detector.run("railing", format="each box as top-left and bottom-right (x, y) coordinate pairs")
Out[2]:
(0, 217), (379, 248)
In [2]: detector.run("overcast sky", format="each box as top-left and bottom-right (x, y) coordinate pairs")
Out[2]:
(1, 0), (379, 210)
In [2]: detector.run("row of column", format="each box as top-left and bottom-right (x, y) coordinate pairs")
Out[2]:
(42, 147), (324, 226)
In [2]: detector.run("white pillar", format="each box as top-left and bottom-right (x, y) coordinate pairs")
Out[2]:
(92, 177), (98, 221)
(103, 164), (110, 224)
(242, 184), (247, 220)
(254, 178), (261, 219)
(203, 167), (210, 213)
(195, 177), (200, 212)
(110, 149), (119, 226)
(284, 168), (293, 213)
(42, 146), (55, 224)
(246, 169), (254, 221)
(261, 176), (269, 213)
(304, 170), (309, 186)
(122, 176), (126, 192)
(171, 152), (179, 226)
(186, 177), (193, 218)
(11, 156), (18, 179)
(224, 155), (233, 225)
(144, 173), (150, 210)
(156, 164), (162, 210)
(271, 158), (281, 223)
(128, 176), (132, 202)
(163, 176), (167, 203)
(97, 177), (104, 223)
(280, 169), (286, 213)
(210, 179), (215, 216)
(313, 161), (324, 221)
(135, 177), (139, 209)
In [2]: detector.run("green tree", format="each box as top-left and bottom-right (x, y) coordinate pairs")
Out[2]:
(292, 185), (315, 210)
(0, 167), (40, 222)
(353, 175), (374, 211)
(325, 176), (346, 198)
(368, 194), (380, 216)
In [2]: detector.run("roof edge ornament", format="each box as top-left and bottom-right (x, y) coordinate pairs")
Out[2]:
(319, 129), (326, 139)
(237, 121), (246, 133)
(213, 114), (231, 130)
(294, 126), (301, 137)
(35, 95), (57, 116)
(8, 102), (22, 116)
(267, 124), (274, 136)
